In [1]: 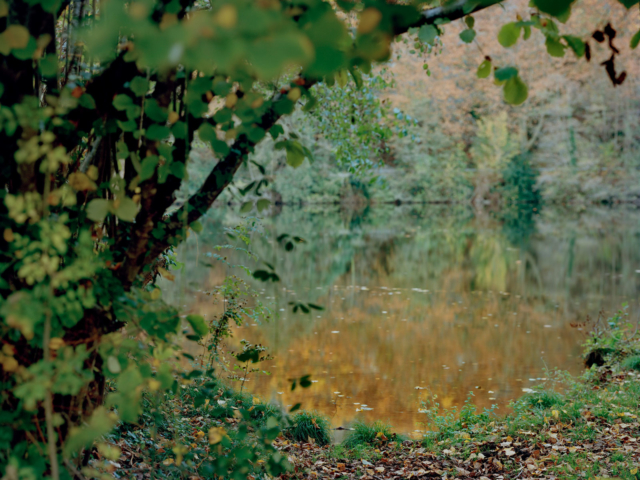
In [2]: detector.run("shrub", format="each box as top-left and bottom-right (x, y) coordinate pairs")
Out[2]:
(342, 420), (395, 448)
(285, 411), (332, 446)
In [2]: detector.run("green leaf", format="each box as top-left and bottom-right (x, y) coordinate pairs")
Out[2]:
(114, 197), (138, 222)
(531, 0), (575, 17)
(139, 156), (159, 181)
(418, 25), (438, 46)
(631, 29), (640, 49)
(465, 16), (475, 29)
(494, 66), (519, 82)
(86, 199), (110, 222)
(563, 35), (585, 57)
(169, 162), (185, 179)
(190, 220), (203, 233)
(146, 124), (170, 141)
(39, 55), (58, 77)
(129, 76), (149, 97)
(64, 407), (115, 456)
(498, 22), (520, 48)
(616, 0), (639, 7)
(79, 94), (96, 109)
(257, 199), (271, 212)
(240, 201), (254, 213)
(477, 59), (492, 79)
(269, 124), (285, 140)
(545, 36), (566, 57)
(281, 141), (306, 168)
(113, 94), (133, 111)
(186, 314), (208, 337)
(145, 99), (168, 123)
(504, 76), (529, 106)
(459, 29), (476, 44)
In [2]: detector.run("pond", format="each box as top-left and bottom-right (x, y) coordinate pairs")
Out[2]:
(164, 205), (640, 436)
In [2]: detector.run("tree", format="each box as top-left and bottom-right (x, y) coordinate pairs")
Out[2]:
(0, 0), (637, 477)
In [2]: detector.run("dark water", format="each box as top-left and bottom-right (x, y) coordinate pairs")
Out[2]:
(165, 205), (640, 435)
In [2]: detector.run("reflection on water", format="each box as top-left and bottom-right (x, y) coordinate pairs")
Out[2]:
(165, 205), (640, 434)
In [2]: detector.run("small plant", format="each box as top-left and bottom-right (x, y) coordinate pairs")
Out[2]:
(284, 410), (332, 446)
(420, 392), (497, 445)
(228, 340), (274, 393)
(520, 389), (565, 410)
(342, 420), (395, 448)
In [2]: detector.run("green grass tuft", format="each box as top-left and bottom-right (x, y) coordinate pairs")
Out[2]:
(622, 355), (640, 372)
(342, 421), (395, 448)
(285, 410), (332, 446)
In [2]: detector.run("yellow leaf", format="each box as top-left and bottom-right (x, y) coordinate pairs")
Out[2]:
(49, 337), (65, 350)
(208, 427), (226, 444)
(168, 111), (179, 124)
(552, 410), (559, 419)
(148, 379), (161, 391)
(158, 267), (175, 281)
(215, 5), (237, 28)
(150, 289), (161, 300)
(4, 25), (30, 49)
(631, 468), (638, 475)
(225, 93), (238, 108)
(68, 172), (97, 192)
(358, 8), (382, 34)
(87, 165), (99, 181)
(287, 88), (301, 102)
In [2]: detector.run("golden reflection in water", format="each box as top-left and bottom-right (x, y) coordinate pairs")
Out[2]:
(185, 269), (584, 434)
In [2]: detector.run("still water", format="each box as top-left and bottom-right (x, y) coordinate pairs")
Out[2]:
(165, 205), (640, 435)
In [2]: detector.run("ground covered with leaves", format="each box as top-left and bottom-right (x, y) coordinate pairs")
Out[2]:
(276, 367), (640, 480)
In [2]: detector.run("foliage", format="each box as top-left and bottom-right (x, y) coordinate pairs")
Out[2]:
(284, 410), (332, 446)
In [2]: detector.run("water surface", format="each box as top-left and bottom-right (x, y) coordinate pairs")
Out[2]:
(166, 205), (640, 434)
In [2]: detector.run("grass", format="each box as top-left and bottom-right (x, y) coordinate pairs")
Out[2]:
(342, 420), (396, 448)
(622, 354), (640, 372)
(284, 410), (332, 446)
